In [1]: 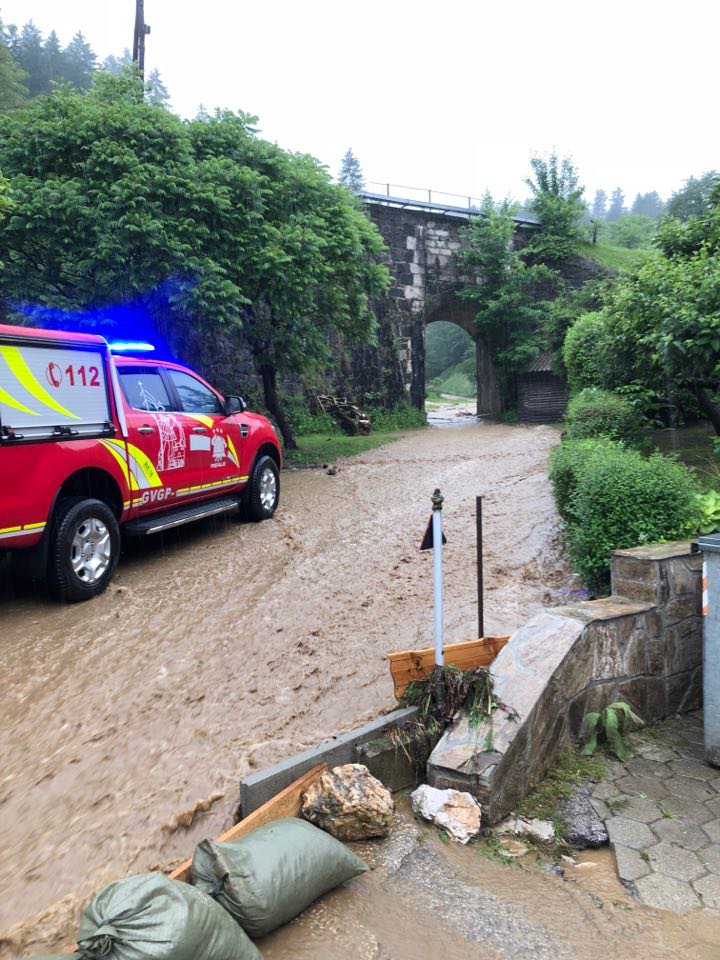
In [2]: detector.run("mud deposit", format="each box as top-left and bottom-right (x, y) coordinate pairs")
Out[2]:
(4, 421), (585, 955)
(259, 803), (720, 960)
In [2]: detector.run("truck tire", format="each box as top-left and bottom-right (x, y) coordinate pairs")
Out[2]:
(47, 497), (120, 602)
(244, 455), (280, 522)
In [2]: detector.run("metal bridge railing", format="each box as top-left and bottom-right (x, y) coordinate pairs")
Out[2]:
(364, 181), (486, 210)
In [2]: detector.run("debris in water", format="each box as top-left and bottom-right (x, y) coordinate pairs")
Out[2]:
(161, 791), (225, 833)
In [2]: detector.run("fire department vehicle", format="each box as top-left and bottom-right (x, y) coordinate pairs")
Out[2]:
(0, 323), (281, 601)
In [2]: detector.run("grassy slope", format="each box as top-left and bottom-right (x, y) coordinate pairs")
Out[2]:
(580, 241), (655, 274)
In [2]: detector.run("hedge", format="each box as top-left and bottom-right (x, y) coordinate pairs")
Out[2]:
(565, 387), (648, 449)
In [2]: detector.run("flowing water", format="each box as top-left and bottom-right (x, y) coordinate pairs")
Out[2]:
(2, 419), (696, 957)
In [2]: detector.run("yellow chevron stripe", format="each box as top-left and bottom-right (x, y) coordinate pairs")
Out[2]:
(227, 435), (239, 466)
(0, 346), (79, 419)
(99, 439), (136, 490)
(184, 413), (214, 429)
(126, 442), (162, 488)
(23, 522), (46, 530)
(0, 383), (37, 416)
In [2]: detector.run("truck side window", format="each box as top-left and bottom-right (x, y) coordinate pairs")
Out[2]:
(119, 369), (172, 412)
(168, 370), (223, 415)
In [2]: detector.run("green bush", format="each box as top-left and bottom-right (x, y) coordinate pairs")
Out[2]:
(565, 387), (648, 448)
(367, 401), (427, 431)
(548, 438), (624, 523)
(563, 311), (610, 393)
(286, 401), (338, 436)
(569, 449), (701, 595)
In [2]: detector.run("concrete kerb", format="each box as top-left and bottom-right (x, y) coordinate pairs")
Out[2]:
(239, 706), (419, 817)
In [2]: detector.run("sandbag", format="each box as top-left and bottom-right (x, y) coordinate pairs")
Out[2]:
(74, 872), (261, 960)
(191, 817), (368, 938)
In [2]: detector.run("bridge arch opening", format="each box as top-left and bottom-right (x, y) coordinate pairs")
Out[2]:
(420, 295), (502, 416)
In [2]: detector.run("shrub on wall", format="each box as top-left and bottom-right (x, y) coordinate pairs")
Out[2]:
(568, 450), (701, 596)
(565, 387), (648, 448)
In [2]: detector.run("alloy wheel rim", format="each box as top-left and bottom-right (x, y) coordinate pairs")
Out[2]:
(70, 518), (112, 584)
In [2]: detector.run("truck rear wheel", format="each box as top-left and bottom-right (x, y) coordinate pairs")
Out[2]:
(47, 497), (120, 602)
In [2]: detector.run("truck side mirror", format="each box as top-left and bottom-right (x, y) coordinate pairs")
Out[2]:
(225, 395), (246, 415)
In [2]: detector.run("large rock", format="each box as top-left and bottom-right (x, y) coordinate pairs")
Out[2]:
(302, 763), (393, 840)
(410, 784), (481, 844)
(558, 786), (609, 848)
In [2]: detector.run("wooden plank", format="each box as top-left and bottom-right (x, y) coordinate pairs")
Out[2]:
(168, 762), (327, 883)
(386, 636), (510, 699)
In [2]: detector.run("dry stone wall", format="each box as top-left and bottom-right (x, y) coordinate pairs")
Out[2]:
(428, 542), (703, 822)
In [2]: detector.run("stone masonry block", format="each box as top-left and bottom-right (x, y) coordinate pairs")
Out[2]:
(613, 577), (658, 605)
(635, 873), (701, 912)
(649, 841), (706, 881)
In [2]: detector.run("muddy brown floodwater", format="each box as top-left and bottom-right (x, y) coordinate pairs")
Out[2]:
(0, 419), (671, 958)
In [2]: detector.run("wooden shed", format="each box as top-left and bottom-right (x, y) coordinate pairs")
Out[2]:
(517, 351), (568, 423)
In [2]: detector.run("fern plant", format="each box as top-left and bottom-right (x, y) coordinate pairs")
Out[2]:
(581, 701), (643, 761)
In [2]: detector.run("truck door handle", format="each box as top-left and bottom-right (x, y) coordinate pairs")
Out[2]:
(192, 426), (208, 433)
(137, 425), (155, 435)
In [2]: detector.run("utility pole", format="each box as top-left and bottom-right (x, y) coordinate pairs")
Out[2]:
(132, 0), (151, 82)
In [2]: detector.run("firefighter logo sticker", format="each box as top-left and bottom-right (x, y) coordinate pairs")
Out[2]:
(45, 362), (63, 389)
(211, 429), (227, 467)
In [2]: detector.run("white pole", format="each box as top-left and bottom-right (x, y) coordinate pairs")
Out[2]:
(432, 489), (444, 667)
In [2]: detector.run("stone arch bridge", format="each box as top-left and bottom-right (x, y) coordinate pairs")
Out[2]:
(347, 190), (537, 414)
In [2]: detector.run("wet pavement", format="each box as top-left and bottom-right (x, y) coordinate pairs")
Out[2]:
(594, 711), (720, 914)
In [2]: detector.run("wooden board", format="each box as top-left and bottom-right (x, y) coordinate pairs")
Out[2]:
(168, 762), (327, 883)
(387, 636), (510, 700)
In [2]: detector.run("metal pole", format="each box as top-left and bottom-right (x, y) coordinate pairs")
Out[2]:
(432, 488), (444, 666)
(133, 0), (148, 82)
(476, 496), (484, 639)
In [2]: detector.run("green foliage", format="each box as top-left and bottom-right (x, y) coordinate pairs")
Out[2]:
(458, 195), (556, 407)
(4, 19), (98, 97)
(665, 171), (719, 221)
(425, 321), (474, 379)
(286, 402), (337, 436)
(524, 152), (586, 266)
(695, 489), (720, 533)
(565, 387), (648, 448)
(606, 214), (656, 249)
(582, 702), (643, 761)
(548, 437), (623, 523)
(568, 446), (701, 595)
(0, 77), (389, 450)
(338, 148), (364, 193)
(606, 187), (625, 222)
(0, 20), (28, 109)
(563, 311), (613, 393)
(580, 241), (655, 273)
(516, 749), (606, 826)
(366, 401), (427, 431)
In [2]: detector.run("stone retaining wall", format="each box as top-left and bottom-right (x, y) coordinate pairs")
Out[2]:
(428, 542), (703, 822)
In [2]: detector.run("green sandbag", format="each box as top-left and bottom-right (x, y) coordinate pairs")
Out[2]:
(191, 817), (368, 938)
(74, 872), (261, 960)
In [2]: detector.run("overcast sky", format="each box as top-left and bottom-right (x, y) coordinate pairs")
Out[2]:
(2, 0), (718, 206)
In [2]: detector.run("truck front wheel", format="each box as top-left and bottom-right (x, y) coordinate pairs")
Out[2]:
(244, 455), (280, 522)
(48, 497), (120, 602)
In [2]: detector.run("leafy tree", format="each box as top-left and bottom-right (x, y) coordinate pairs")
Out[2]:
(458, 196), (556, 406)
(0, 20), (28, 109)
(606, 187), (625, 222)
(564, 182), (720, 432)
(0, 75), (388, 449)
(426, 322), (473, 379)
(338, 148), (365, 193)
(606, 214), (655, 249)
(523, 152), (585, 266)
(666, 171), (719, 221)
(631, 191), (664, 219)
(0, 175), (10, 266)
(591, 189), (607, 220)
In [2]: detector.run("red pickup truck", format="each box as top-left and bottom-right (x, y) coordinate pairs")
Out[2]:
(0, 323), (281, 601)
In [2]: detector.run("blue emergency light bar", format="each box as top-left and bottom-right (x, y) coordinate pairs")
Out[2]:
(108, 341), (156, 354)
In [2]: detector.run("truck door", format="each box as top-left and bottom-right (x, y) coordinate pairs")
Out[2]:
(164, 368), (244, 496)
(114, 365), (192, 513)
